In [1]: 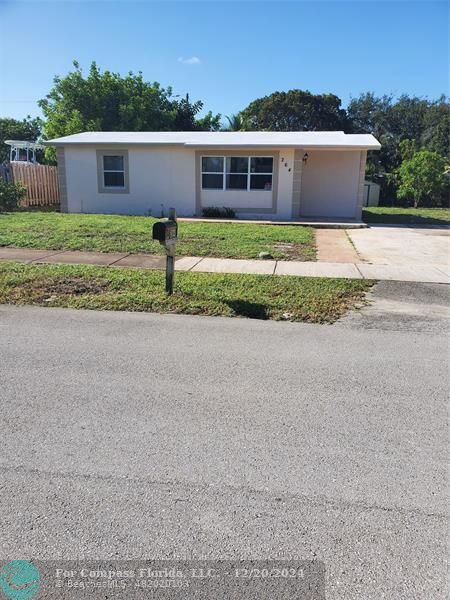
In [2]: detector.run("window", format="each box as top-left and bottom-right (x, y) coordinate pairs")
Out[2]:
(103, 155), (125, 188)
(201, 156), (273, 191)
(250, 157), (273, 190)
(97, 150), (129, 194)
(202, 156), (224, 189)
(226, 157), (248, 190)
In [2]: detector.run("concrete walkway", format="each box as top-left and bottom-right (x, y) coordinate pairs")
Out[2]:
(178, 217), (367, 229)
(316, 229), (360, 263)
(0, 247), (449, 284)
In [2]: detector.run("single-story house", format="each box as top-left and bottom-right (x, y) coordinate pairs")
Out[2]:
(45, 131), (380, 221)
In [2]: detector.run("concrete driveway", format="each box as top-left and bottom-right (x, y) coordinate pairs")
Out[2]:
(0, 293), (448, 599)
(347, 225), (450, 266)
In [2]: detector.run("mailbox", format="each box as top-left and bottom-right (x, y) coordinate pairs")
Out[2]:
(153, 209), (178, 295)
(152, 220), (178, 245)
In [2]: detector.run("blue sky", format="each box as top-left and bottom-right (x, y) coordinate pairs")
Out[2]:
(0, 0), (448, 124)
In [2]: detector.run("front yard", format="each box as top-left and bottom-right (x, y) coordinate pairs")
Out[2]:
(0, 211), (316, 261)
(363, 207), (450, 226)
(0, 262), (371, 323)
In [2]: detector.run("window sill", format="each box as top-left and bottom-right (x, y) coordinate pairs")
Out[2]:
(201, 189), (272, 193)
(98, 187), (129, 194)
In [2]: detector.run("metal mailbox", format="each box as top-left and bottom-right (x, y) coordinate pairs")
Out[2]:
(152, 220), (178, 245)
(152, 210), (178, 295)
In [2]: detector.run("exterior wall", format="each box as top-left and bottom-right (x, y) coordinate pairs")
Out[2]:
(355, 151), (367, 218)
(299, 150), (363, 219)
(291, 149), (303, 219)
(62, 145), (368, 221)
(56, 148), (68, 212)
(363, 180), (380, 207)
(64, 145), (196, 216)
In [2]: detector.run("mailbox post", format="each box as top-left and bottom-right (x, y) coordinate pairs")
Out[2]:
(152, 208), (178, 295)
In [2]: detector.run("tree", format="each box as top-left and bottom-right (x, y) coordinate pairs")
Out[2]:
(397, 151), (448, 208)
(0, 117), (42, 162)
(347, 92), (393, 135)
(172, 94), (220, 131)
(224, 113), (247, 131)
(423, 114), (450, 157)
(347, 93), (449, 202)
(398, 138), (418, 162)
(240, 90), (349, 131)
(39, 61), (221, 143)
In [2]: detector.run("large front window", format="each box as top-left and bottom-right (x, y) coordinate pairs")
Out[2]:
(201, 156), (273, 191)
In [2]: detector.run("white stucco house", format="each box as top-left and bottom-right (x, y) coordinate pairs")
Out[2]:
(45, 131), (380, 221)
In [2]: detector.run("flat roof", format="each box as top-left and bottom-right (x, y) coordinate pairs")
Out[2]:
(5, 139), (44, 149)
(44, 131), (381, 150)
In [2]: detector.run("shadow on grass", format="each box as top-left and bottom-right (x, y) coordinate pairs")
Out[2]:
(5, 206), (61, 214)
(363, 211), (449, 227)
(226, 299), (268, 319)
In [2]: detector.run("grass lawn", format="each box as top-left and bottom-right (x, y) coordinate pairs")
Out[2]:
(0, 262), (371, 323)
(0, 211), (316, 261)
(363, 207), (450, 226)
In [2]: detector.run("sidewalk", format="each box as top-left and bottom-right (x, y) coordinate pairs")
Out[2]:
(0, 247), (448, 284)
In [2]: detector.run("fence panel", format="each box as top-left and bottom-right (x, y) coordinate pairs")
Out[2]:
(10, 164), (60, 207)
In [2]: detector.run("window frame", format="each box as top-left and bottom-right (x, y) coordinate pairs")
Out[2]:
(201, 156), (225, 190)
(96, 149), (130, 194)
(201, 155), (274, 192)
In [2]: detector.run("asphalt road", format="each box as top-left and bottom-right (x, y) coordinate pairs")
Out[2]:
(0, 283), (448, 599)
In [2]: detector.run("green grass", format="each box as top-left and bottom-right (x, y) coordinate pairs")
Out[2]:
(363, 207), (450, 225)
(0, 211), (316, 261)
(0, 262), (371, 323)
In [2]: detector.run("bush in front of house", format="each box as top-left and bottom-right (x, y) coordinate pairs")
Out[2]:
(201, 206), (236, 218)
(0, 179), (26, 211)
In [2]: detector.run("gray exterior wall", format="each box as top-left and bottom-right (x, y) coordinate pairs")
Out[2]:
(56, 147), (68, 212)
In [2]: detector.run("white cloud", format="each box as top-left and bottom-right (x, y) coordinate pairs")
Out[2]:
(177, 56), (201, 65)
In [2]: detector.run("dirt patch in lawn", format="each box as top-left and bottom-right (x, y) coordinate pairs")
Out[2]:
(273, 242), (311, 260)
(22, 276), (111, 301)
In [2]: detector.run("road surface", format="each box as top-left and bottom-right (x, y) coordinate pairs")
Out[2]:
(0, 283), (448, 598)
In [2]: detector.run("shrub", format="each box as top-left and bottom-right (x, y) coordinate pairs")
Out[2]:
(0, 179), (26, 211)
(398, 151), (448, 208)
(201, 206), (236, 218)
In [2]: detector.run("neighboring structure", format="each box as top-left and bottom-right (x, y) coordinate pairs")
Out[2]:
(2, 140), (59, 207)
(4, 140), (44, 164)
(363, 180), (381, 207)
(45, 131), (380, 221)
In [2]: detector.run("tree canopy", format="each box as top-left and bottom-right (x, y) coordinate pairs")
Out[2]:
(347, 92), (449, 202)
(38, 61), (220, 142)
(240, 90), (349, 132)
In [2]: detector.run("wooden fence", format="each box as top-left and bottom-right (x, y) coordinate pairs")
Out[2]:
(10, 163), (60, 207)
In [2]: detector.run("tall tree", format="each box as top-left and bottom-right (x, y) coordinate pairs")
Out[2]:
(240, 90), (349, 132)
(347, 93), (449, 202)
(0, 117), (42, 162)
(421, 97), (450, 157)
(39, 61), (220, 141)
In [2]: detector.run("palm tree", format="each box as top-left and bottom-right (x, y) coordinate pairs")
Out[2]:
(224, 113), (246, 131)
